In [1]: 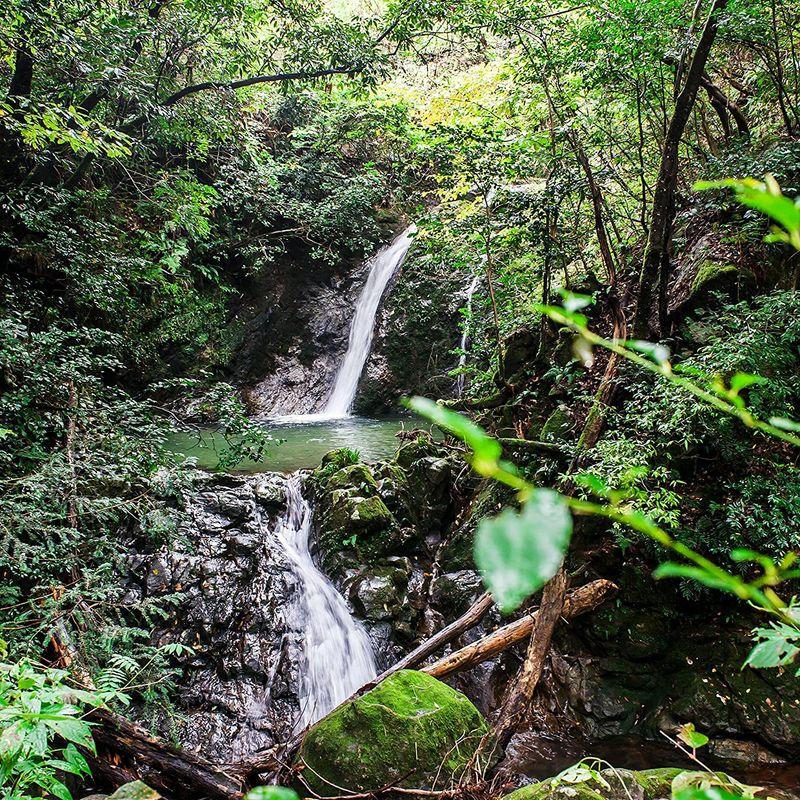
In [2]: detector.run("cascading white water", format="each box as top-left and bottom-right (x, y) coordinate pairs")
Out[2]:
(456, 274), (481, 397)
(273, 474), (377, 729)
(324, 226), (416, 417)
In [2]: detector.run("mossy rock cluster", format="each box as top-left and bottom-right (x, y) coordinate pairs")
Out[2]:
(311, 440), (456, 571)
(504, 767), (681, 800)
(311, 459), (397, 567)
(295, 670), (493, 797)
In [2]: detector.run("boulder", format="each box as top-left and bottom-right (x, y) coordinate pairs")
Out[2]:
(351, 568), (404, 621)
(430, 570), (484, 616)
(254, 476), (286, 507)
(295, 670), (493, 796)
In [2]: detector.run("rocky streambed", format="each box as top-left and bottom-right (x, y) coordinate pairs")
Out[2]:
(125, 436), (800, 792)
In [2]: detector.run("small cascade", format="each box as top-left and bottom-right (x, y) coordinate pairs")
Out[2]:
(456, 274), (481, 397)
(274, 474), (377, 729)
(324, 226), (416, 417)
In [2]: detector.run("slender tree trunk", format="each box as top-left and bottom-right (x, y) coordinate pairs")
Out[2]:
(634, 0), (729, 338)
(489, 569), (568, 752)
(9, 45), (34, 99)
(0, 44), (35, 185)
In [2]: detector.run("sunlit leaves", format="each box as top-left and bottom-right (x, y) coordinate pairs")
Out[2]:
(695, 175), (800, 250)
(474, 489), (572, 612)
(673, 787), (748, 800)
(671, 769), (761, 800)
(677, 722), (709, 752)
(0, 101), (132, 158)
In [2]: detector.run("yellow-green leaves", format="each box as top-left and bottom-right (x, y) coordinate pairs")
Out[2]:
(695, 175), (800, 250)
(474, 489), (572, 612)
(245, 788), (300, 800)
(677, 722), (709, 752)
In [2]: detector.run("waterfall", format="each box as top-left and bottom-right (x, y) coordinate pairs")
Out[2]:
(456, 274), (481, 397)
(274, 474), (377, 729)
(324, 225), (416, 417)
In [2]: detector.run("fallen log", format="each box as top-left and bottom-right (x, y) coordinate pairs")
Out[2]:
(422, 579), (617, 679)
(491, 567), (568, 752)
(496, 438), (571, 459)
(90, 708), (246, 800)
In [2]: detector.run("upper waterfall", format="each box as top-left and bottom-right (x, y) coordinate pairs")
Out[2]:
(324, 225), (416, 417)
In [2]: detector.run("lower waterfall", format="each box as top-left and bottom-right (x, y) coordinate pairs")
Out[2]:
(274, 474), (377, 729)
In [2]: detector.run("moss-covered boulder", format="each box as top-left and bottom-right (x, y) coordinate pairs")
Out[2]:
(539, 406), (573, 443)
(295, 670), (492, 796)
(504, 767), (682, 800)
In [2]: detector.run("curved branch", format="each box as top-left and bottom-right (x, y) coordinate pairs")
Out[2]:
(158, 64), (363, 107)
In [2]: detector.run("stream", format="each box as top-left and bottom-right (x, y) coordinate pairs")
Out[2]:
(158, 226), (415, 758)
(167, 415), (415, 473)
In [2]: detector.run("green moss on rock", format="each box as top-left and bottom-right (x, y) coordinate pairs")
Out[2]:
(539, 406), (572, 443)
(634, 768), (683, 794)
(690, 260), (738, 295)
(324, 463), (379, 493)
(296, 670), (492, 797)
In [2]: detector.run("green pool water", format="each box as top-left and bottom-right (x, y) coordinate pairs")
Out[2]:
(167, 415), (424, 474)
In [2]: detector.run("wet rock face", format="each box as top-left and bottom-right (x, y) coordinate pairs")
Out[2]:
(545, 565), (800, 766)
(128, 474), (305, 762)
(247, 274), (365, 415)
(230, 238), (384, 417)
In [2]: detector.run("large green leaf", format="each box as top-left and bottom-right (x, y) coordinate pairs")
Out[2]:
(42, 718), (95, 754)
(673, 790), (745, 800)
(474, 489), (572, 612)
(744, 623), (800, 670)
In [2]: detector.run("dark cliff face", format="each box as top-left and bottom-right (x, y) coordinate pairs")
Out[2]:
(224, 228), (468, 418)
(127, 473), (304, 762)
(229, 249), (370, 416)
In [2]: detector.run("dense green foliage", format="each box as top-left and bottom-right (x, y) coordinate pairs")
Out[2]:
(3, 0), (800, 798)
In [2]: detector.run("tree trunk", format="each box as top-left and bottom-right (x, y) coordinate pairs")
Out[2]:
(422, 580), (617, 679)
(634, 0), (729, 338)
(490, 568), (568, 751)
